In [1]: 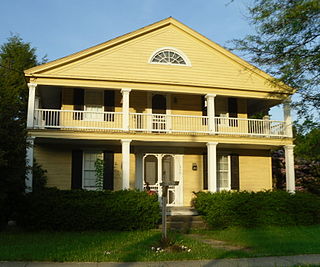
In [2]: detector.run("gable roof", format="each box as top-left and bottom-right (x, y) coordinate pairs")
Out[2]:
(25, 17), (291, 94)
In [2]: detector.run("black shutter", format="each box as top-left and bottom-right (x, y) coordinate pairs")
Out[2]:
(203, 153), (208, 190)
(104, 90), (115, 121)
(103, 151), (114, 190)
(230, 154), (240, 190)
(71, 150), (83, 189)
(73, 88), (84, 120)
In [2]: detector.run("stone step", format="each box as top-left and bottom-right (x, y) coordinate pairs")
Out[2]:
(160, 215), (208, 232)
(167, 215), (203, 222)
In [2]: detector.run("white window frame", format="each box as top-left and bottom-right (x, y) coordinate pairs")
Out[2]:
(149, 47), (191, 66)
(82, 151), (103, 190)
(217, 154), (231, 191)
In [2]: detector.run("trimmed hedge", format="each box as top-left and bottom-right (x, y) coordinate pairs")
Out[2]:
(17, 188), (161, 231)
(193, 190), (320, 228)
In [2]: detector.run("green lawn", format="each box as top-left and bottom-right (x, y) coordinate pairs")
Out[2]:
(1, 225), (320, 262)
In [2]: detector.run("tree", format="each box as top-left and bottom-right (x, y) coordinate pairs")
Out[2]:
(294, 124), (320, 194)
(0, 35), (39, 224)
(231, 0), (320, 123)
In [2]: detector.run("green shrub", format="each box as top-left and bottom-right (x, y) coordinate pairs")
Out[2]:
(32, 160), (47, 192)
(17, 188), (160, 231)
(193, 190), (320, 229)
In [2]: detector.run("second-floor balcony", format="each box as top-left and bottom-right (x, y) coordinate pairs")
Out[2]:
(32, 109), (288, 138)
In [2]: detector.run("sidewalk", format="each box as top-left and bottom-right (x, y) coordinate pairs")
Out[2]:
(1, 254), (320, 267)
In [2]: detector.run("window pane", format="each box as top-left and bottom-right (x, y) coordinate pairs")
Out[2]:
(144, 155), (158, 185)
(83, 152), (103, 190)
(151, 49), (187, 65)
(162, 155), (174, 182)
(217, 155), (229, 189)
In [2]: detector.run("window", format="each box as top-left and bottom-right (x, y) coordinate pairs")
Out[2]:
(84, 90), (104, 121)
(150, 47), (190, 66)
(83, 151), (103, 190)
(217, 155), (230, 191)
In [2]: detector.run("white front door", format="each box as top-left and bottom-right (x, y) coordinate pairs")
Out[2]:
(143, 154), (183, 206)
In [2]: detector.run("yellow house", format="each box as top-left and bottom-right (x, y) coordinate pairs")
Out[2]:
(24, 17), (295, 210)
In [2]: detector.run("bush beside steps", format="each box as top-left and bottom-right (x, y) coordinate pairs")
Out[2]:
(193, 190), (320, 229)
(17, 188), (161, 231)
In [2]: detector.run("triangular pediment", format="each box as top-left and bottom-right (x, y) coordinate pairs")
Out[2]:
(25, 17), (289, 93)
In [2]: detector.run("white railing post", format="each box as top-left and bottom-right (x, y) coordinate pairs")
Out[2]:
(283, 97), (293, 138)
(27, 83), (37, 128)
(207, 142), (218, 192)
(121, 139), (132, 190)
(285, 144), (295, 193)
(121, 88), (131, 131)
(25, 136), (35, 193)
(205, 94), (216, 134)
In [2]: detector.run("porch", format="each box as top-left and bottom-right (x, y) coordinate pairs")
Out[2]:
(32, 108), (287, 138)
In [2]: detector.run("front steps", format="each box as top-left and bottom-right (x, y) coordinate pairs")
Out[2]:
(166, 215), (207, 232)
(160, 207), (208, 232)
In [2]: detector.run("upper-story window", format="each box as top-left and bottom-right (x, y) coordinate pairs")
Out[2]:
(149, 47), (191, 66)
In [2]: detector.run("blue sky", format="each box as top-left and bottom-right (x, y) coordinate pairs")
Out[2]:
(1, 0), (285, 120)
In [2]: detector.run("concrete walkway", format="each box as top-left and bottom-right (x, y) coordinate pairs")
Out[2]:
(1, 254), (320, 267)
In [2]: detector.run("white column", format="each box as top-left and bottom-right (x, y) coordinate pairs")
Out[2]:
(121, 88), (131, 131)
(27, 83), (37, 128)
(135, 153), (143, 190)
(284, 145), (295, 193)
(283, 97), (293, 138)
(207, 142), (218, 192)
(121, 139), (132, 190)
(205, 94), (216, 134)
(25, 136), (35, 193)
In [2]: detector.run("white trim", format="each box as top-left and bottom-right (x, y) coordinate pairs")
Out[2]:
(207, 142), (218, 192)
(148, 47), (191, 66)
(284, 145), (295, 192)
(205, 94), (216, 134)
(283, 97), (293, 138)
(25, 136), (35, 193)
(121, 88), (131, 131)
(121, 139), (132, 189)
(27, 83), (37, 128)
(82, 151), (103, 190)
(216, 154), (231, 191)
(142, 153), (183, 206)
(175, 154), (184, 206)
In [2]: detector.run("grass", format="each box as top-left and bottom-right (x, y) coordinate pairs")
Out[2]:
(193, 225), (320, 257)
(1, 225), (320, 262)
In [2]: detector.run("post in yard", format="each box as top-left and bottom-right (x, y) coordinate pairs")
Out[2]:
(160, 181), (179, 240)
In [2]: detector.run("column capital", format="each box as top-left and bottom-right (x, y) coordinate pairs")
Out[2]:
(121, 139), (132, 144)
(205, 93), (216, 99)
(27, 83), (37, 89)
(284, 144), (295, 150)
(206, 142), (218, 147)
(121, 88), (132, 94)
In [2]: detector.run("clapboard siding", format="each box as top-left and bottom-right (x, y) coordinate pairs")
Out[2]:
(239, 152), (272, 191)
(34, 144), (71, 189)
(43, 26), (277, 93)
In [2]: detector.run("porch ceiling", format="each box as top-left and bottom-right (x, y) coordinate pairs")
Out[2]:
(34, 137), (283, 151)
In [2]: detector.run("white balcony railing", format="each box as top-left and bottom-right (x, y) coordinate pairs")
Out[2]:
(34, 109), (287, 137)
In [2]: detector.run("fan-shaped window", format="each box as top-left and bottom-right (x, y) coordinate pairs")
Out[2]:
(150, 47), (191, 66)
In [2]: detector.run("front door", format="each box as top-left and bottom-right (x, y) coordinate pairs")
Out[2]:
(143, 154), (183, 206)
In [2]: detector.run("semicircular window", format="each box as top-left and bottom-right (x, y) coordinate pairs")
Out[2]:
(151, 49), (187, 65)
